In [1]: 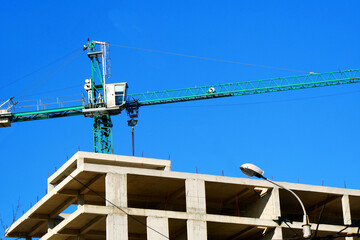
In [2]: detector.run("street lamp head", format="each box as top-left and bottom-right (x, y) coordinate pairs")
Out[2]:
(240, 163), (311, 238)
(240, 163), (264, 178)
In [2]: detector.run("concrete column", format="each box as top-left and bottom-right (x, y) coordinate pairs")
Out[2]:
(272, 188), (283, 240)
(248, 187), (282, 219)
(185, 179), (207, 239)
(105, 173), (127, 207)
(271, 187), (282, 217)
(342, 194), (353, 240)
(77, 194), (84, 206)
(185, 178), (206, 213)
(256, 227), (283, 240)
(106, 214), (128, 240)
(47, 182), (55, 193)
(77, 158), (84, 169)
(147, 216), (169, 240)
(260, 188), (279, 219)
(271, 227), (283, 240)
(105, 173), (128, 240)
(48, 218), (55, 231)
(187, 220), (207, 240)
(261, 187), (281, 218)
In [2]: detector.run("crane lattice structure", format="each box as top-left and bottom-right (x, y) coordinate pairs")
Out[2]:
(1, 40), (359, 154)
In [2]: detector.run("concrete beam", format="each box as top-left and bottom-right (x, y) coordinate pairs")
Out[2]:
(78, 151), (171, 171)
(80, 215), (105, 235)
(59, 230), (105, 237)
(28, 221), (46, 236)
(58, 189), (79, 196)
(38, 204), (360, 240)
(226, 226), (253, 240)
(79, 174), (103, 195)
(49, 196), (77, 218)
(307, 195), (340, 212)
(29, 213), (49, 220)
(58, 228), (79, 235)
(83, 163), (360, 196)
(48, 153), (80, 187)
(58, 175), (104, 197)
(76, 204), (354, 233)
(58, 189), (105, 200)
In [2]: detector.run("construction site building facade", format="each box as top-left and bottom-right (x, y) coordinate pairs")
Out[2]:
(6, 151), (360, 240)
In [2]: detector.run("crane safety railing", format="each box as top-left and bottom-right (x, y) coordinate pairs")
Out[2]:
(127, 69), (360, 106)
(12, 94), (86, 113)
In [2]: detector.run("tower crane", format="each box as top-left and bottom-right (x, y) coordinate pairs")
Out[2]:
(0, 40), (359, 154)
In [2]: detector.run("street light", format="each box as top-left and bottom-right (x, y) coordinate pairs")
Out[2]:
(240, 163), (312, 239)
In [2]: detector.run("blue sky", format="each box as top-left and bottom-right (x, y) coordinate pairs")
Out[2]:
(1, 0), (360, 236)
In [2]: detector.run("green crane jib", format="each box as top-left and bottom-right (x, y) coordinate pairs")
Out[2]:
(0, 40), (359, 154)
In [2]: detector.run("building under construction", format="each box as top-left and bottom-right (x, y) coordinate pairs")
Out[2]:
(6, 151), (360, 239)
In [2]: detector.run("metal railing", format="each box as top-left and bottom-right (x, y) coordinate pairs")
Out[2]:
(13, 94), (86, 113)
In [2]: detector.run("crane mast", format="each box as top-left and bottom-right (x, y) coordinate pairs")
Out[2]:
(0, 40), (360, 154)
(86, 40), (113, 154)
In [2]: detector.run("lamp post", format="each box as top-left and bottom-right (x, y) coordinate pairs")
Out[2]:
(240, 163), (312, 239)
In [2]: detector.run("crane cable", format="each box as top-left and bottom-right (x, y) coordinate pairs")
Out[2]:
(0, 48), (82, 90)
(7, 42), (309, 104)
(23, 84), (83, 98)
(14, 49), (84, 102)
(109, 43), (309, 74)
(6, 42), (316, 105)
